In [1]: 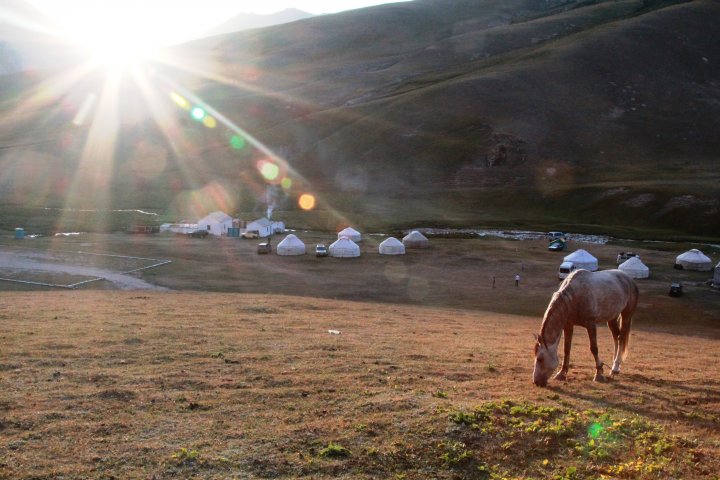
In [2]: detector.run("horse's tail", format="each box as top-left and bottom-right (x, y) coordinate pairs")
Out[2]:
(619, 282), (639, 361)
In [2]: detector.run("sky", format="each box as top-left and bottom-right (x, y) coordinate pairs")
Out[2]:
(27, 0), (413, 49)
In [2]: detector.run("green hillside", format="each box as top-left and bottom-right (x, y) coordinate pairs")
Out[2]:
(1, 0), (718, 239)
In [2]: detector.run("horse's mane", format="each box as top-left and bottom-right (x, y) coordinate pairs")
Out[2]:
(539, 283), (574, 344)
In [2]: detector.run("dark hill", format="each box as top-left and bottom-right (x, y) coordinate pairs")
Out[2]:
(1, 0), (718, 239)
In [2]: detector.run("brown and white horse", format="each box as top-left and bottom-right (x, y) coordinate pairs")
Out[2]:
(533, 269), (638, 387)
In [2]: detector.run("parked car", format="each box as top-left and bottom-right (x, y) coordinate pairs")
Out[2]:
(616, 252), (638, 264)
(315, 244), (328, 257)
(558, 261), (577, 280)
(547, 231), (566, 240)
(668, 283), (683, 297)
(548, 239), (566, 251)
(257, 242), (271, 254)
(242, 230), (260, 239)
(188, 229), (209, 238)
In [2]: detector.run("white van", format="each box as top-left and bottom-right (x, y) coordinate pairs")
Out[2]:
(558, 261), (577, 280)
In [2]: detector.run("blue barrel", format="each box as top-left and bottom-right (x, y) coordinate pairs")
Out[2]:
(15, 228), (24, 239)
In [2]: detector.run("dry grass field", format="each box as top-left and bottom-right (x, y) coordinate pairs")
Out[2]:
(1, 291), (719, 479)
(1, 233), (719, 478)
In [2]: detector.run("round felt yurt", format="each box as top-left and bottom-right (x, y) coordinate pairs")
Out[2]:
(618, 256), (650, 279)
(563, 249), (598, 271)
(276, 234), (306, 256)
(329, 236), (360, 258)
(402, 230), (429, 248)
(337, 227), (361, 242)
(379, 237), (405, 255)
(675, 249), (712, 271)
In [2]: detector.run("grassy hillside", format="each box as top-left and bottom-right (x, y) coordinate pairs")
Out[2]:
(0, 0), (718, 239)
(0, 292), (718, 479)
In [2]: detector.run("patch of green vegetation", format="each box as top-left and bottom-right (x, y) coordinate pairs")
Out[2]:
(318, 442), (352, 459)
(444, 400), (704, 478)
(439, 440), (474, 466)
(433, 390), (449, 399)
(169, 447), (200, 466)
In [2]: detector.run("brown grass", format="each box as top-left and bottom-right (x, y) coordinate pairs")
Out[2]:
(1, 291), (718, 479)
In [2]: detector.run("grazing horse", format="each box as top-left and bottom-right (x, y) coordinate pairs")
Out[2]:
(533, 269), (638, 387)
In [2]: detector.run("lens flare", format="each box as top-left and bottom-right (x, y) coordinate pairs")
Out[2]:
(298, 193), (316, 210)
(191, 106), (206, 121)
(281, 177), (293, 189)
(202, 116), (217, 129)
(170, 92), (190, 110)
(588, 423), (604, 439)
(230, 135), (246, 150)
(258, 161), (280, 181)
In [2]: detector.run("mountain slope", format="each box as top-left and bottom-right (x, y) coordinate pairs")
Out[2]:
(1, 0), (718, 238)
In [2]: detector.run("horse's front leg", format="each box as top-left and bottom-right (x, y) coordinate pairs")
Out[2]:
(554, 324), (573, 381)
(587, 324), (605, 382)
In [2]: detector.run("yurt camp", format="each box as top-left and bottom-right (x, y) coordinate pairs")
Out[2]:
(329, 237), (360, 258)
(675, 249), (712, 271)
(379, 237), (405, 255)
(618, 256), (650, 279)
(276, 234), (306, 256)
(338, 227), (362, 242)
(563, 249), (599, 271)
(402, 230), (429, 248)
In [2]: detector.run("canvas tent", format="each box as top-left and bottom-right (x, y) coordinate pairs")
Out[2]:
(563, 249), (598, 271)
(379, 237), (405, 255)
(276, 234), (306, 256)
(402, 230), (429, 248)
(675, 249), (712, 271)
(329, 237), (360, 258)
(197, 211), (232, 236)
(337, 227), (361, 242)
(618, 256), (650, 279)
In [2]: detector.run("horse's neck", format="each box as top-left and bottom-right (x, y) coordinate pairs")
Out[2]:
(542, 312), (565, 346)
(541, 293), (571, 345)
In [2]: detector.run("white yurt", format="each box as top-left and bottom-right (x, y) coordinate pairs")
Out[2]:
(713, 262), (720, 288)
(329, 236), (360, 258)
(675, 249), (712, 271)
(276, 234), (306, 256)
(563, 249), (598, 271)
(337, 227), (361, 242)
(402, 230), (429, 248)
(618, 256), (650, 279)
(379, 237), (405, 255)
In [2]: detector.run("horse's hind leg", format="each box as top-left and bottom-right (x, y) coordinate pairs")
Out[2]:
(608, 317), (621, 377)
(587, 324), (605, 382)
(554, 324), (573, 381)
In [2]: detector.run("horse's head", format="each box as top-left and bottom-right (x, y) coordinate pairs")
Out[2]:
(533, 334), (558, 387)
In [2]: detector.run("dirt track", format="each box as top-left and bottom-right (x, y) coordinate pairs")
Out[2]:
(0, 249), (168, 290)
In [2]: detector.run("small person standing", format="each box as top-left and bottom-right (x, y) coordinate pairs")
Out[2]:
(515, 274), (520, 287)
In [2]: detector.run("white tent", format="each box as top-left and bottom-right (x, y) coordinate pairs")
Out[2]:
(329, 236), (360, 258)
(379, 237), (405, 255)
(337, 227), (361, 242)
(197, 211), (232, 236)
(675, 249), (712, 271)
(618, 256), (649, 279)
(402, 230), (429, 248)
(563, 249), (598, 271)
(276, 234), (306, 256)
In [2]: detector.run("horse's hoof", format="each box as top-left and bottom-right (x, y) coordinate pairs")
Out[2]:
(593, 374), (606, 383)
(554, 372), (567, 381)
(610, 370), (620, 378)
